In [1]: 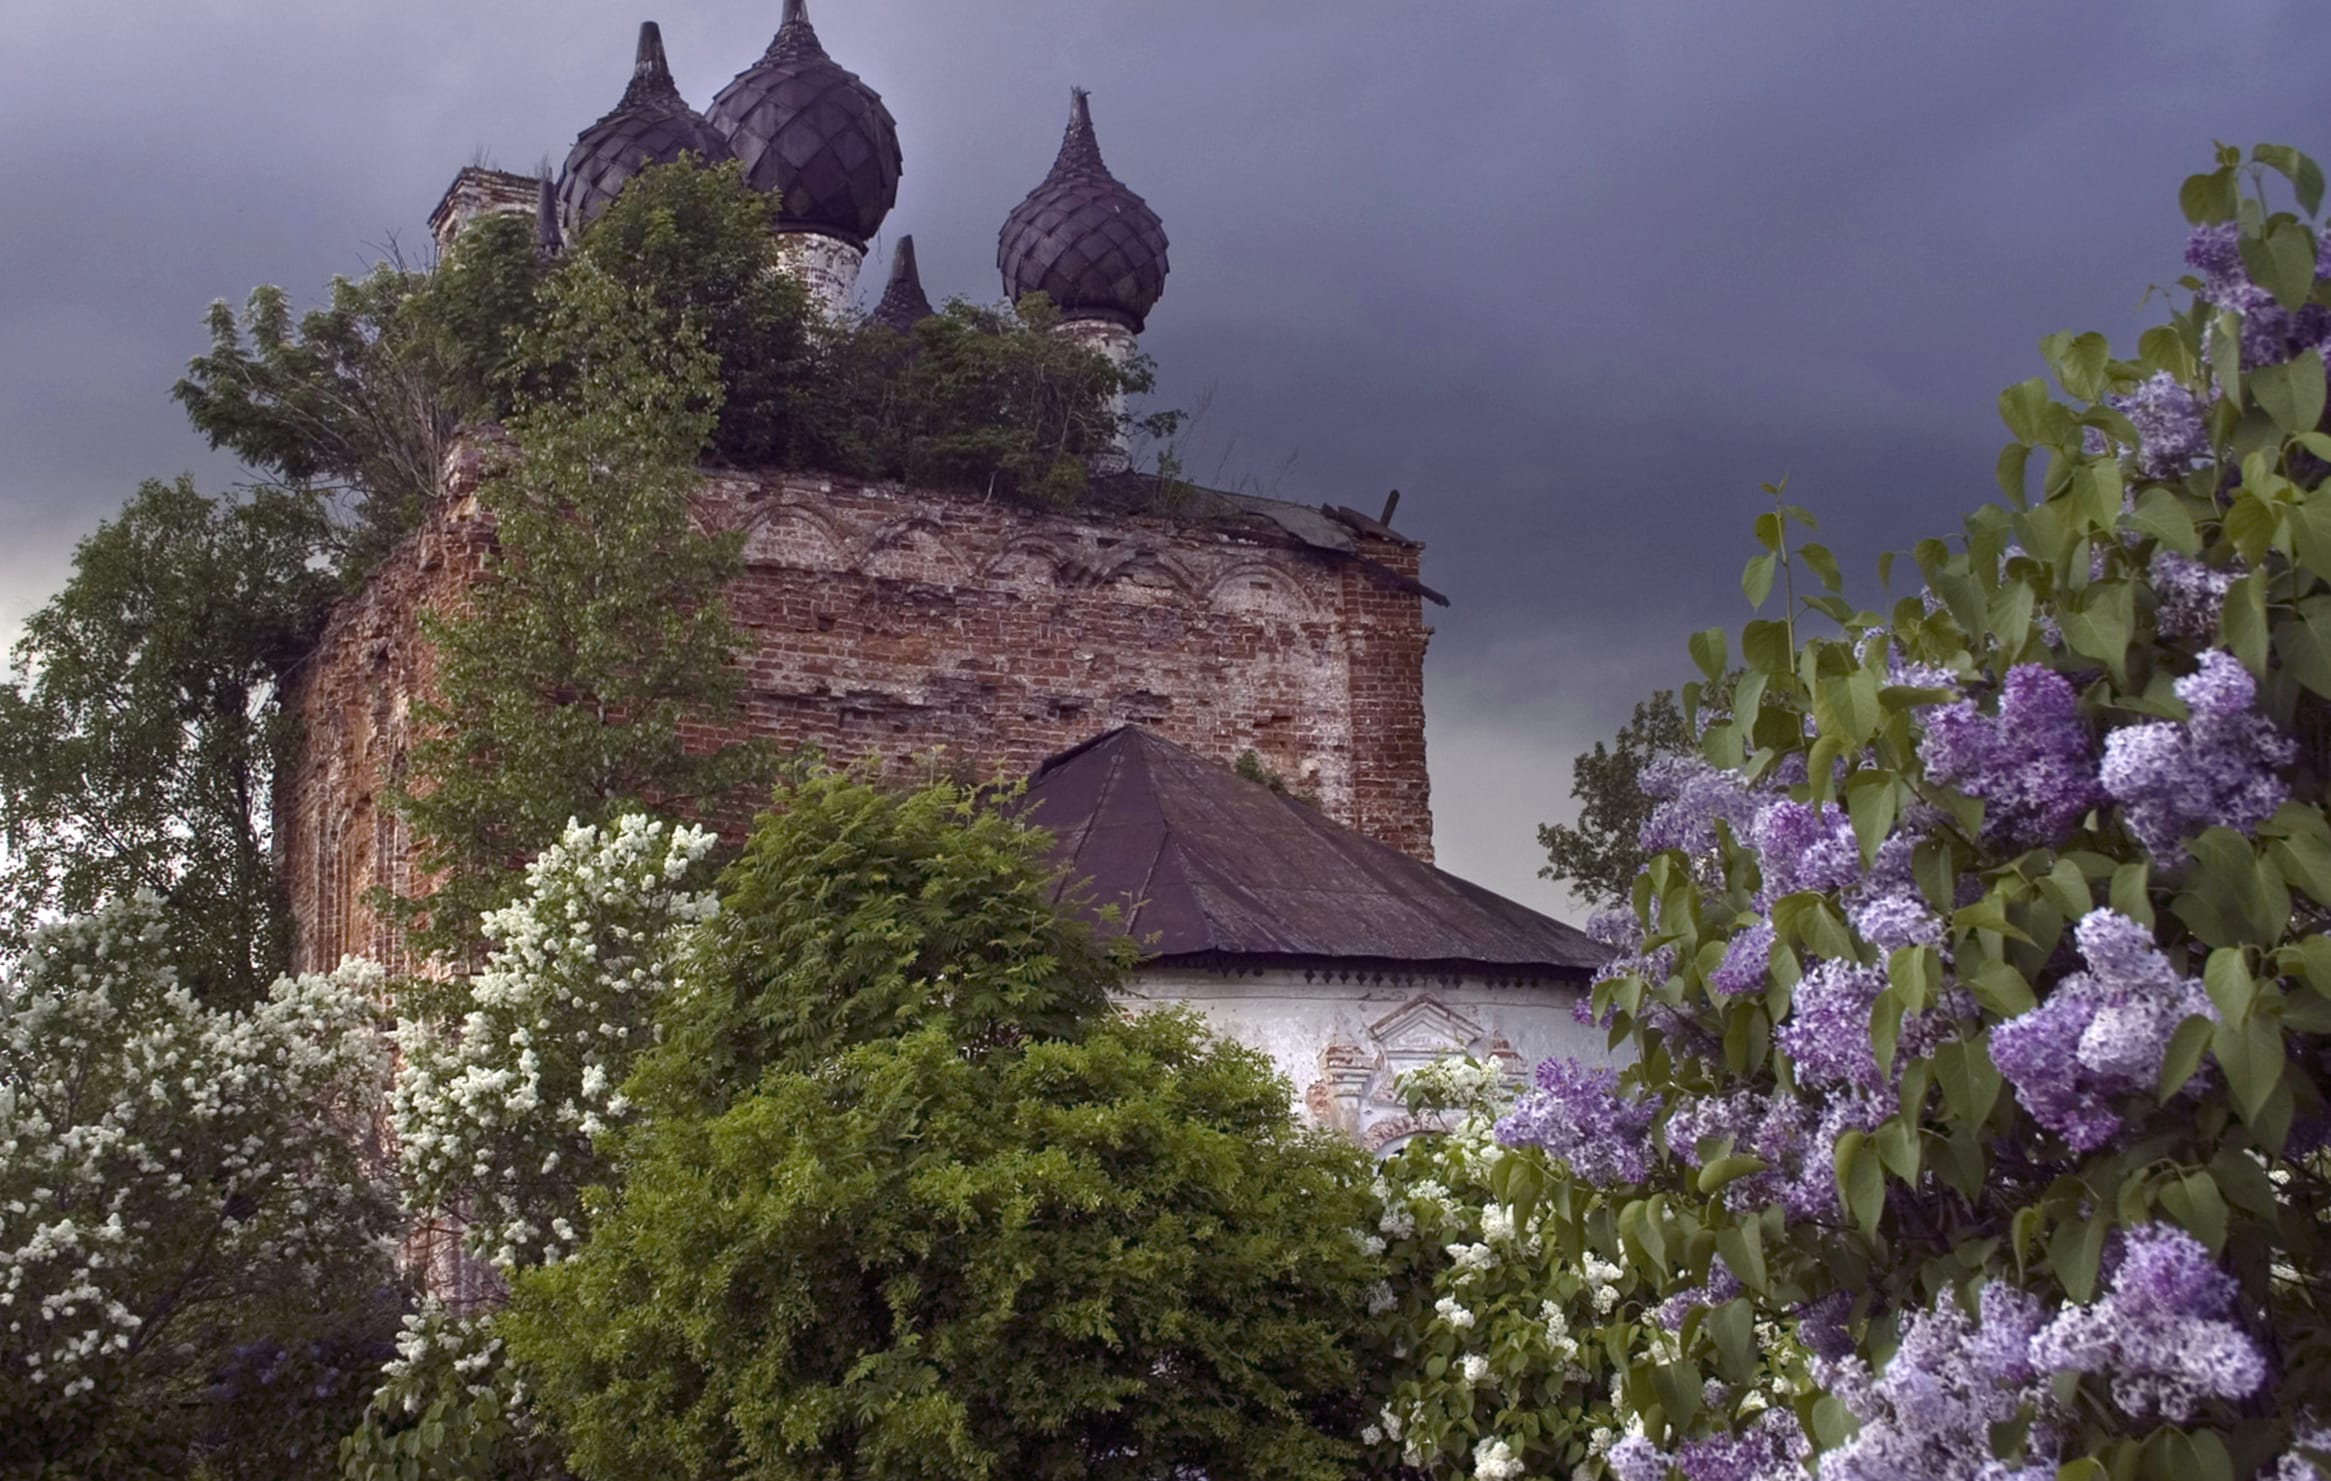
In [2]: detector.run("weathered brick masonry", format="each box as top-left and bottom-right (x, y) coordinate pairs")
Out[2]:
(280, 444), (1436, 974)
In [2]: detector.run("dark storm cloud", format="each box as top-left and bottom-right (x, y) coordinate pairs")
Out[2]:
(4, 0), (2327, 910)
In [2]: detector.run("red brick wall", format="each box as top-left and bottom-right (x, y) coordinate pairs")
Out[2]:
(279, 451), (1435, 973)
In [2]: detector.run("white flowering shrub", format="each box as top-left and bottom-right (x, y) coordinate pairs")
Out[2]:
(345, 814), (715, 1478)
(391, 813), (718, 1272)
(0, 893), (398, 1472)
(1363, 1058), (1814, 1481)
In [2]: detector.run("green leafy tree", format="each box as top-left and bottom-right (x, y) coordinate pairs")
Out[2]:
(559, 157), (820, 468)
(498, 774), (1378, 1481)
(0, 477), (334, 1003)
(391, 260), (766, 964)
(173, 216), (545, 575)
(637, 770), (1123, 1115)
(1537, 686), (1700, 909)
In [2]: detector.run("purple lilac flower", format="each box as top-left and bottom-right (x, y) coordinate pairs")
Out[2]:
(2268, 1422), (2331, 1481)
(1796, 1291), (1856, 1364)
(2150, 550), (2236, 641)
(1671, 1410), (1810, 1481)
(1667, 1086), (1886, 1222)
(1814, 1288), (2061, 1481)
(1606, 1434), (1669, 1481)
(1968, 1284), (2049, 1387)
(1495, 1058), (1659, 1185)
(1709, 921), (1776, 997)
(1919, 665), (2101, 851)
(1776, 960), (1890, 1091)
(2188, 223), (2331, 371)
(1991, 908), (2215, 1151)
(1641, 753), (1770, 861)
(1752, 800), (1864, 900)
(2029, 1224), (2266, 1422)
(2105, 372), (2210, 480)
(2100, 648), (2295, 862)
(1849, 891), (1945, 952)
(1652, 1257), (1744, 1331)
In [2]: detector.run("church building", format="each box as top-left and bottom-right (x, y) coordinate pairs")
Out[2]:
(279, 2), (1610, 1146)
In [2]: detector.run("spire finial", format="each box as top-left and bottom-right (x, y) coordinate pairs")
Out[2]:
(1057, 87), (1105, 174)
(870, 233), (935, 332)
(618, 20), (682, 110)
(765, 0), (822, 59)
(535, 172), (563, 257)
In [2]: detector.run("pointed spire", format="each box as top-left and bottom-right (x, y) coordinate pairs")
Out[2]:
(1055, 87), (1107, 176)
(534, 173), (563, 258)
(870, 235), (935, 332)
(768, 0), (822, 58)
(617, 20), (684, 111)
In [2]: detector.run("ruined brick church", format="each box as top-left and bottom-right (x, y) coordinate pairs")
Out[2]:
(279, 3), (1607, 1146)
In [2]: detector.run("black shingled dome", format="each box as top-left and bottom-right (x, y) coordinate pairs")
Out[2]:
(556, 22), (733, 235)
(705, 0), (902, 250)
(869, 235), (934, 332)
(997, 89), (1170, 333)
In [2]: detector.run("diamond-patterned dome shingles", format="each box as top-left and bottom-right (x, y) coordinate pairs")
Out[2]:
(997, 89), (1169, 333)
(557, 22), (734, 235)
(705, 0), (902, 249)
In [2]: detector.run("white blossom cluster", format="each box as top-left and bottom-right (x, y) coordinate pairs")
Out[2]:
(0, 895), (396, 1401)
(390, 815), (717, 1272)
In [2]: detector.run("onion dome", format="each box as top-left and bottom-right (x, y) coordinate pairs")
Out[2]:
(556, 22), (734, 234)
(869, 235), (935, 332)
(997, 89), (1169, 333)
(706, 0), (903, 250)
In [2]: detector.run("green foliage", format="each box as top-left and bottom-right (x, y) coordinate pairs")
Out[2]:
(636, 772), (1125, 1115)
(824, 294), (1162, 507)
(559, 158), (819, 467)
(0, 477), (334, 1003)
(174, 215), (545, 574)
(1538, 683), (1717, 909)
(338, 1302), (570, 1481)
(506, 1009), (1377, 1481)
(178, 159), (1166, 567)
(391, 260), (766, 964)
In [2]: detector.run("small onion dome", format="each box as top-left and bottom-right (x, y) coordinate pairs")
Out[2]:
(706, 0), (902, 250)
(997, 89), (1169, 333)
(556, 22), (734, 234)
(869, 235), (935, 332)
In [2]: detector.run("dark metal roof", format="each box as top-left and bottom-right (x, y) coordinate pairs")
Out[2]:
(997, 90), (1169, 333)
(868, 234), (934, 332)
(706, 0), (902, 249)
(557, 22), (734, 235)
(1014, 727), (1606, 978)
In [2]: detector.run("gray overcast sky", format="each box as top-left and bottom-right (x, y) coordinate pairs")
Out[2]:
(3, 0), (2327, 917)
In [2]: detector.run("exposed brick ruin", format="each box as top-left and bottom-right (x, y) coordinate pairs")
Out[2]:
(278, 439), (1436, 974)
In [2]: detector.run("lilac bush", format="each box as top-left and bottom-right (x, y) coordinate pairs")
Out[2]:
(1398, 146), (2331, 1481)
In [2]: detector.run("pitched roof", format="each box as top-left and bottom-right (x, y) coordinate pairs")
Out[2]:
(1014, 727), (1607, 979)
